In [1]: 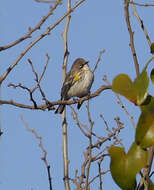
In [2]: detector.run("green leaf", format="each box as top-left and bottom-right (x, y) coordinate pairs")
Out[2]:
(108, 143), (148, 190)
(109, 146), (136, 190)
(127, 142), (148, 175)
(134, 69), (149, 105)
(135, 96), (154, 148)
(112, 74), (138, 103)
(150, 68), (154, 84)
(112, 70), (149, 105)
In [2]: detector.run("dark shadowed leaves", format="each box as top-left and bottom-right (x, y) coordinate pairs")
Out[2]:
(135, 96), (154, 148)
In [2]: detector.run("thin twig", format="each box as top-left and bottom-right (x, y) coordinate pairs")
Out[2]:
(93, 49), (105, 73)
(30, 53), (50, 93)
(8, 55), (51, 109)
(20, 115), (52, 190)
(8, 83), (38, 108)
(39, 54), (50, 84)
(71, 104), (108, 189)
(86, 100), (94, 128)
(131, 1), (151, 47)
(0, 85), (111, 110)
(116, 94), (136, 129)
(0, 1), (62, 51)
(138, 145), (154, 189)
(71, 106), (105, 141)
(100, 114), (124, 146)
(35, 0), (58, 3)
(92, 150), (108, 162)
(28, 58), (49, 104)
(98, 161), (103, 190)
(0, 0), (88, 85)
(85, 102), (93, 190)
(129, 1), (154, 7)
(61, 1), (71, 190)
(88, 170), (109, 185)
(124, 0), (140, 76)
(71, 107), (90, 138)
(103, 76), (136, 129)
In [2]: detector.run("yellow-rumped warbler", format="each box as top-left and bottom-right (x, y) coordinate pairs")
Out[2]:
(55, 58), (94, 114)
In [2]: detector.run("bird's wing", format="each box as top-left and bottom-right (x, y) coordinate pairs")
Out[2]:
(61, 71), (74, 99)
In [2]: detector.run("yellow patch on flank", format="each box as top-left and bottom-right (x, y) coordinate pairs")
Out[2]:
(73, 73), (80, 84)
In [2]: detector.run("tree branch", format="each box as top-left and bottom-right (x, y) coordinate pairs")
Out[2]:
(0, 0), (87, 85)
(61, 0), (71, 189)
(21, 115), (53, 190)
(129, 1), (154, 7)
(0, 85), (111, 110)
(131, 1), (151, 47)
(124, 0), (140, 76)
(0, 0), (62, 51)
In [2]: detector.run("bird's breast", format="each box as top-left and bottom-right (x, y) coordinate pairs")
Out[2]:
(67, 69), (94, 98)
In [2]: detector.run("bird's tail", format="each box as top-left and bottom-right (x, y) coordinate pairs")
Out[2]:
(55, 104), (65, 114)
(77, 102), (83, 109)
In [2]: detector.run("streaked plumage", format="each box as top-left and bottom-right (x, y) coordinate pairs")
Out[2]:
(55, 58), (94, 114)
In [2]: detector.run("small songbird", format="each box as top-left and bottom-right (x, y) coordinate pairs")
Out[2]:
(55, 58), (94, 114)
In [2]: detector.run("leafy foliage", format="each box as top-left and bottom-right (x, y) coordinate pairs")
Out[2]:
(112, 68), (149, 106)
(151, 68), (154, 84)
(110, 61), (154, 189)
(108, 143), (147, 190)
(136, 96), (154, 148)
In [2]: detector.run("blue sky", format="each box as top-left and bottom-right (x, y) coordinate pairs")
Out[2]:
(0, 0), (154, 189)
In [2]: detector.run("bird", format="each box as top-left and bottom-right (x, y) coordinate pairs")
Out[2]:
(55, 58), (94, 114)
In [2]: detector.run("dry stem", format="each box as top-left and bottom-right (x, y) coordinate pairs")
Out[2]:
(124, 0), (140, 76)
(21, 115), (52, 190)
(1, 85), (111, 110)
(0, 0), (87, 85)
(61, 0), (71, 190)
(0, 0), (62, 51)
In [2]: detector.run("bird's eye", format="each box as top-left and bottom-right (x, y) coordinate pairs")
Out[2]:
(79, 63), (83, 68)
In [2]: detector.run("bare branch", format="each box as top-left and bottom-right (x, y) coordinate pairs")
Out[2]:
(85, 102), (93, 189)
(0, 85), (111, 110)
(0, 1), (62, 51)
(0, 0), (88, 84)
(61, 0), (72, 190)
(138, 145), (154, 189)
(8, 82), (38, 108)
(39, 54), (50, 84)
(103, 76), (136, 129)
(8, 55), (51, 109)
(100, 114), (124, 146)
(21, 115), (52, 190)
(98, 161), (103, 190)
(71, 106), (106, 142)
(86, 100), (94, 128)
(129, 1), (154, 7)
(124, 0), (140, 76)
(71, 104), (109, 190)
(93, 49), (105, 73)
(27, 58), (49, 104)
(88, 170), (109, 185)
(131, 1), (151, 47)
(71, 107), (90, 138)
(35, 0), (59, 3)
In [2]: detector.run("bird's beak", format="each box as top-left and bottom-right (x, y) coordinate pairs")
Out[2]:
(84, 61), (89, 65)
